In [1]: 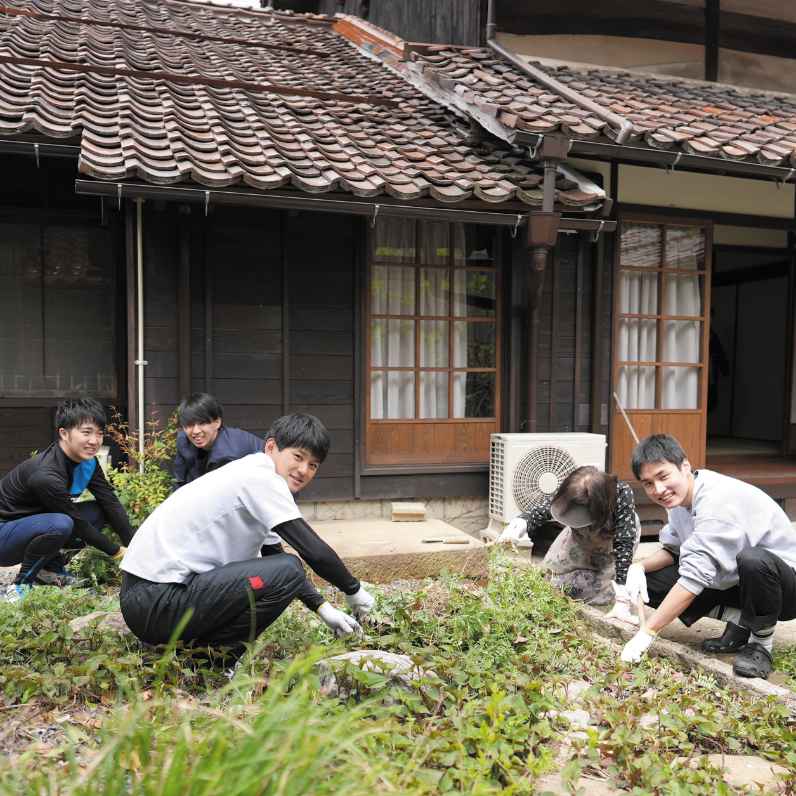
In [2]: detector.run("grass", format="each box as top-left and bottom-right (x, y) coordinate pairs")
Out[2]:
(0, 553), (794, 794)
(774, 645), (796, 692)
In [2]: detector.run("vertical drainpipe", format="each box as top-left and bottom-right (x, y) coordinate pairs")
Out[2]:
(526, 136), (567, 432)
(135, 199), (146, 472)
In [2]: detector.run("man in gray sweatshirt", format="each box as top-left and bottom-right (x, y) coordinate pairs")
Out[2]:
(620, 434), (796, 679)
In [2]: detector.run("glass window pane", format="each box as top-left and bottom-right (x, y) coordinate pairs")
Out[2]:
(617, 320), (657, 363)
(453, 270), (496, 317)
(420, 372), (448, 418)
(421, 221), (449, 265)
(662, 321), (701, 363)
(619, 271), (658, 314)
(665, 227), (704, 270)
(662, 274), (702, 317)
(371, 319), (414, 367)
(620, 224), (662, 268)
(454, 223), (495, 266)
(370, 371), (415, 419)
(419, 268), (449, 315)
(419, 320), (448, 367)
(454, 322), (496, 368)
(617, 366), (656, 409)
(453, 372), (495, 418)
(661, 366), (699, 409)
(371, 265), (415, 316)
(373, 218), (415, 263)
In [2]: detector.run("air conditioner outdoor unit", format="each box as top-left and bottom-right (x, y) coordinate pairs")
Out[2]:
(482, 433), (607, 544)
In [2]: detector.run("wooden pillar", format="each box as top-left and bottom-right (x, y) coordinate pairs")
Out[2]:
(177, 208), (192, 400)
(124, 201), (137, 433)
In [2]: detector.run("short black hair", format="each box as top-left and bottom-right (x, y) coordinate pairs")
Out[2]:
(631, 434), (687, 479)
(265, 414), (330, 462)
(55, 398), (107, 431)
(178, 393), (223, 427)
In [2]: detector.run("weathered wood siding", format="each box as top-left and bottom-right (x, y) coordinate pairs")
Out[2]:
(533, 234), (611, 436)
(318, 0), (485, 46)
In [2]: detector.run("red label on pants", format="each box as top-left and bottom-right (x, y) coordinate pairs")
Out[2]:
(248, 576), (265, 590)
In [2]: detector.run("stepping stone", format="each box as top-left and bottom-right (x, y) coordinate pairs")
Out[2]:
(69, 611), (130, 638)
(316, 649), (434, 698)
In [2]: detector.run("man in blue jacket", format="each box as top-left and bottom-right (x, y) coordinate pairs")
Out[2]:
(172, 393), (263, 489)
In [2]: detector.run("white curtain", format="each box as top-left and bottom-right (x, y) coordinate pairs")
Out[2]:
(616, 224), (703, 411)
(661, 227), (703, 409)
(370, 219), (416, 419)
(617, 225), (659, 409)
(419, 267), (449, 418)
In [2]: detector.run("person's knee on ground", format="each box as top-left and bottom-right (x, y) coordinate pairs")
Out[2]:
(16, 515), (73, 585)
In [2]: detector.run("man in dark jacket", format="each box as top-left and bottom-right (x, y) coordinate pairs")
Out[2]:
(0, 398), (135, 602)
(172, 393), (263, 490)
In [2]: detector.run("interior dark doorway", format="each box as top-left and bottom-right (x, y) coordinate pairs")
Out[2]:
(707, 244), (789, 457)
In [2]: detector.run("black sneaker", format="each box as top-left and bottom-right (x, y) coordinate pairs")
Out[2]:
(733, 643), (773, 679)
(34, 567), (82, 588)
(701, 622), (750, 654)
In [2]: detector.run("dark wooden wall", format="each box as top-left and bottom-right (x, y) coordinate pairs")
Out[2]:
(532, 233), (611, 436)
(0, 156), (125, 475)
(317, 0), (485, 47)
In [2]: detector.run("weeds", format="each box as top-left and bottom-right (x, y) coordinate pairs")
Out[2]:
(1, 555), (794, 794)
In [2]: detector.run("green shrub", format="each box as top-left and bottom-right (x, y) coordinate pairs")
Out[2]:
(106, 412), (178, 528)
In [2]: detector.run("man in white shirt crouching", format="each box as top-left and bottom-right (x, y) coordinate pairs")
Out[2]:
(120, 414), (374, 650)
(620, 434), (796, 679)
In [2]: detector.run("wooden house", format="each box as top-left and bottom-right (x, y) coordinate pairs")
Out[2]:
(2, 0), (796, 524)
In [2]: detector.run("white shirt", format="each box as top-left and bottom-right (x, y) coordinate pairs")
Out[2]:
(121, 452), (301, 583)
(659, 469), (796, 594)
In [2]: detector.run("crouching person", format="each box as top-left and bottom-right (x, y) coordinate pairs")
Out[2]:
(0, 398), (134, 602)
(497, 466), (640, 617)
(119, 414), (375, 650)
(621, 434), (796, 679)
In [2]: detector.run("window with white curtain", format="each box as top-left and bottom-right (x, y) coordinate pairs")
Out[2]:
(616, 222), (706, 410)
(369, 218), (498, 421)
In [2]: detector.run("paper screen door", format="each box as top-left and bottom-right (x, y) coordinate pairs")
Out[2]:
(610, 216), (712, 479)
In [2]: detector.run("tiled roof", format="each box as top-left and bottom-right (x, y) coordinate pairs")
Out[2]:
(406, 44), (796, 167)
(0, 1), (604, 210)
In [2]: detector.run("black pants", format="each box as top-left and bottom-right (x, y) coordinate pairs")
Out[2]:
(647, 548), (796, 632)
(120, 552), (311, 647)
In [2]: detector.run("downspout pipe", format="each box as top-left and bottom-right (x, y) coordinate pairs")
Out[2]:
(134, 199), (146, 473)
(485, 0), (633, 144)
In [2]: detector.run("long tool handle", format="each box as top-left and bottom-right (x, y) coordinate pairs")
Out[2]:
(636, 595), (647, 633)
(613, 391), (640, 445)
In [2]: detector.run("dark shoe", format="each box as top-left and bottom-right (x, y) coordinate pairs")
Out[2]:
(35, 567), (82, 587)
(733, 643), (773, 679)
(701, 622), (750, 653)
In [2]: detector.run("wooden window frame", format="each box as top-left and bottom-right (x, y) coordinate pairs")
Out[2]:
(609, 212), (713, 476)
(363, 220), (501, 468)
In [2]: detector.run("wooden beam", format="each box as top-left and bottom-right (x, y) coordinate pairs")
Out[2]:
(705, 0), (719, 81)
(177, 209), (192, 400)
(497, 0), (796, 61)
(125, 201), (137, 435)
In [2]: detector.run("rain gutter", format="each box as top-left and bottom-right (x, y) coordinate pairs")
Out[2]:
(74, 180), (615, 233)
(485, 0), (633, 145)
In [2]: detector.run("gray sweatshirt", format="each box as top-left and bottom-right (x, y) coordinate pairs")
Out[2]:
(659, 469), (796, 595)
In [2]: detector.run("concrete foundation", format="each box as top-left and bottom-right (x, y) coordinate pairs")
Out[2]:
(301, 496), (489, 536)
(307, 518), (488, 584)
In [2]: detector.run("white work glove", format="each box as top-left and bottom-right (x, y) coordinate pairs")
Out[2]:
(345, 586), (375, 619)
(620, 629), (656, 663)
(605, 581), (639, 626)
(624, 563), (649, 604)
(317, 602), (362, 638)
(496, 516), (529, 545)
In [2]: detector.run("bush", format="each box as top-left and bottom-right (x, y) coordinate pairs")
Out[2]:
(106, 412), (178, 528)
